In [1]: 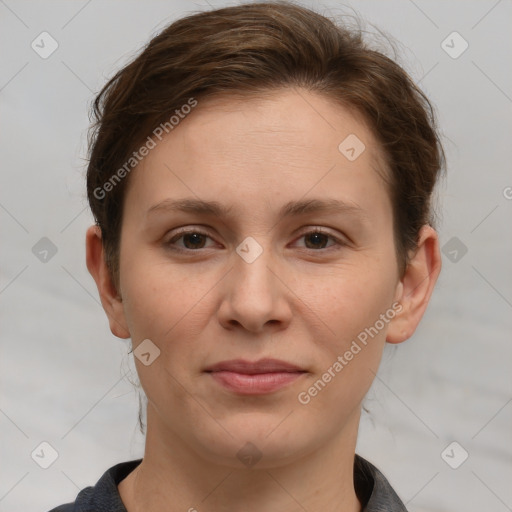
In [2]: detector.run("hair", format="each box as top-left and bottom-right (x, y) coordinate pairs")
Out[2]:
(86, 0), (445, 435)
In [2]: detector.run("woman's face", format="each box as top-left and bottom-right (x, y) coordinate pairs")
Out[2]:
(113, 88), (405, 466)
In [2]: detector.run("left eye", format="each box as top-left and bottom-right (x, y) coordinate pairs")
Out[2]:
(165, 229), (344, 252)
(297, 230), (342, 250)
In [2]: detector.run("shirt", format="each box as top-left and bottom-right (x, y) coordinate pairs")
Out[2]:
(48, 455), (408, 511)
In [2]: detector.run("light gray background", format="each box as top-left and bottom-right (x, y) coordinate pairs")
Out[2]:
(1, 1), (511, 511)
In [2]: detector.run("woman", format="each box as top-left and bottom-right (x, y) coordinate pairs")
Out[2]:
(50, 1), (443, 510)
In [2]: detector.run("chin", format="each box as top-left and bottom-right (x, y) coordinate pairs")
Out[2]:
(190, 415), (314, 469)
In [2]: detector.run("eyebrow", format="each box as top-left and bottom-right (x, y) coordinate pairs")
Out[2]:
(146, 197), (367, 221)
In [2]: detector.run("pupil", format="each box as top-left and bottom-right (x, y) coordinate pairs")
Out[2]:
(185, 233), (204, 249)
(307, 232), (327, 249)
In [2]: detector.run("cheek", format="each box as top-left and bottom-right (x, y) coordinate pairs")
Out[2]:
(120, 247), (217, 351)
(123, 272), (192, 339)
(308, 262), (396, 336)
(295, 271), (393, 415)
(300, 268), (397, 406)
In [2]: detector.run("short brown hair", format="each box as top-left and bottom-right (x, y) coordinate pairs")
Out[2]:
(87, 0), (444, 292)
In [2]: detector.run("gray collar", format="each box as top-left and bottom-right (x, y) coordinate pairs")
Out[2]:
(354, 455), (409, 511)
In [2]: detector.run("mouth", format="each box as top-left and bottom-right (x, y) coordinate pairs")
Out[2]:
(204, 358), (307, 395)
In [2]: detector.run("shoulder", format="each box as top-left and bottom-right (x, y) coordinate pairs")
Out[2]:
(47, 504), (74, 512)
(46, 459), (143, 512)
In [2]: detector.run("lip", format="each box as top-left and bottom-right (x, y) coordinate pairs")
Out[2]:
(204, 358), (307, 395)
(204, 358), (305, 374)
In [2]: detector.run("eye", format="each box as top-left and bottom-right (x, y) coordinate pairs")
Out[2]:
(165, 229), (215, 251)
(164, 227), (347, 253)
(293, 228), (346, 251)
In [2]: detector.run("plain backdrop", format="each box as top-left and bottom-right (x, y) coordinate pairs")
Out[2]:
(1, 1), (511, 511)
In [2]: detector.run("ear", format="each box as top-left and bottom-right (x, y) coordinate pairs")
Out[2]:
(85, 225), (130, 339)
(386, 225), (442, 344)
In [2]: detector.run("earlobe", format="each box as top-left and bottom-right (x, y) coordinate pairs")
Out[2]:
(386, 225), (442, 344)
(85, 225), (131, 339)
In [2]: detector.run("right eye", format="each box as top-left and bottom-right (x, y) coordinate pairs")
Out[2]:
(164, 229), (217, 252)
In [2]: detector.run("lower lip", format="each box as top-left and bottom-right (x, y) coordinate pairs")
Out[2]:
(208, 371), (305, 394)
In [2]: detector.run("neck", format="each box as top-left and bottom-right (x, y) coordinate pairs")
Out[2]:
(119, 405), (362, 512)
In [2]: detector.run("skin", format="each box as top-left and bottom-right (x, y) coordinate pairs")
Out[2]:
(86, 88), (441, 512)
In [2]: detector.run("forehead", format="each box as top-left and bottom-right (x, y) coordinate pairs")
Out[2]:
(165, 89), (386, 170)
(124, 88), (391, 225)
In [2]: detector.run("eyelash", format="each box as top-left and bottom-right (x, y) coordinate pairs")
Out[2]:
(164, 227), (347, 254)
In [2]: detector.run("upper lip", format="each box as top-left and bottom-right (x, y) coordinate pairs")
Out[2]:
(204, 358), (306, 374)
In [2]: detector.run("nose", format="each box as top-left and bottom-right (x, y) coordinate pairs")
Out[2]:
(217, 242), (293, 334)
